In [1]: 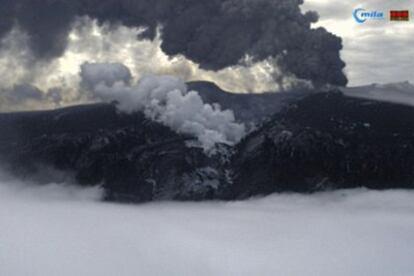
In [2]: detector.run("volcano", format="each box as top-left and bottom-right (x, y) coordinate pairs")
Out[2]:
(1, 83), (414, 203)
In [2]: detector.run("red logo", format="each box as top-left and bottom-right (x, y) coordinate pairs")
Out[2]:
(390, 10), (409, 21)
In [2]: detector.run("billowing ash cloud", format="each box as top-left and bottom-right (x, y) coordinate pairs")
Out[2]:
(80, 63), (246, 152)
(3, 0), (77, 59)
(0, 0), (347, 87)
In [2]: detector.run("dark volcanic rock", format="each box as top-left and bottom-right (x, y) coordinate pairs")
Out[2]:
(227, 91), (414, 199)
(187, 81), (306, 125)
(1, 87), (414, 202)
(0, 103), (228, 202)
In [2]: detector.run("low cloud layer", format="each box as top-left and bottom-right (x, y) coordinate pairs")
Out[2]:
(1, 171), (414, 276)
(81, 63), (246, 152)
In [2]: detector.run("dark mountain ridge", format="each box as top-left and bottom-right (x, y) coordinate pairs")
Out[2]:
(1, 83), (414, 202)
(188, 81), (307, 125)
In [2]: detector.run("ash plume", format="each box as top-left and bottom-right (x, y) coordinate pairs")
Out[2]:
(0, 0), (347, 87)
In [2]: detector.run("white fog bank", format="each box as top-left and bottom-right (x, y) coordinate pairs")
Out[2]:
(1, 176), (414, 276)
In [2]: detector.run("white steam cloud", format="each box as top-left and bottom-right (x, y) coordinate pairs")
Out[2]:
(81, 63), (246, 152)
(1, 170), (414, 276)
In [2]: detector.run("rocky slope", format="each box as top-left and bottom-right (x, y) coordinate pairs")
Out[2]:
(1, 84), (414, 202)
(0, 104), (228, 202)
(227, 90), (414, 199)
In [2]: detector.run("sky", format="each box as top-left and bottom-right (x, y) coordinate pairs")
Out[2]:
(0, 0), (413, 112)
(303, 0), (414, 86)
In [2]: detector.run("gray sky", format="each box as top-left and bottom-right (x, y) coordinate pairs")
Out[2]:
(302, 0), (414, 86)
(1, 0), (413, 112)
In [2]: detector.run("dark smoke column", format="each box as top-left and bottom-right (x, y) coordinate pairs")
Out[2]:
(0, 0), (347, 87)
